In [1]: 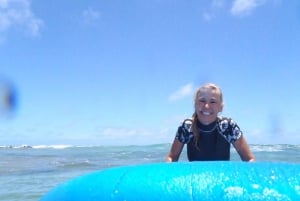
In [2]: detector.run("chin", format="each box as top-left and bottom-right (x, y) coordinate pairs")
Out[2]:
(200, 117), (217, 125)
(201, 121), (212, 125)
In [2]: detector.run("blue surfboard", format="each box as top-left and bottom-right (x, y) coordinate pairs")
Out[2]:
(40, 162), (300, 201)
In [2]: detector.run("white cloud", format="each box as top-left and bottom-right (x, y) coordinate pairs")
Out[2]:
(203, 0), (275, 20)
(245, 127), (300, 145)
(81, 7), (101, 25)
(0, 0), (43, 36)
(202, 0), (225, 21)
(212, 0), (226, 8)
(169, 83), (195, 102)
(230, 0), (265, 16)
(202, 12), (214, 21)
(97, 127), (172, 145)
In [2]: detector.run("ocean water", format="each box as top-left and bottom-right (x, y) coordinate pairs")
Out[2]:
(1, 144), (300, 201)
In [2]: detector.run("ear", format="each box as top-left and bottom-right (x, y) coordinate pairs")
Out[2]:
(219, 103), (224, 112)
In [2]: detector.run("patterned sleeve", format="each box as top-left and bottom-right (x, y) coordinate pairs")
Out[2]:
(217, 117), (242, 144)
(175, 119), (194, 144)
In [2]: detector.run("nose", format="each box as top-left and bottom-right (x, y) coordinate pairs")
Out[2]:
(203, 102), (210, 108)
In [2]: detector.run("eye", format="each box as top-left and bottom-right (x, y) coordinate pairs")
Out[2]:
(210, 99), (219, 105)
(198, 99), (206, 103)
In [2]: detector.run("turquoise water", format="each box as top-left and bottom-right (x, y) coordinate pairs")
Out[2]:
(1, 144), (300, 201)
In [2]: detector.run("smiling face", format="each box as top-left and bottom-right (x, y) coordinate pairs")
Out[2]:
(194, 84), (223, 125)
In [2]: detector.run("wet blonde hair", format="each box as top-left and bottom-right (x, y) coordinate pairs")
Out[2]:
(191, 83), (223, 147)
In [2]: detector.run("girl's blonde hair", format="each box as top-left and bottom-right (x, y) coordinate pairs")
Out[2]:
(191, 83), (223, 148)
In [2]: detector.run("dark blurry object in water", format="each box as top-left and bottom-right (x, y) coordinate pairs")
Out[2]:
(0, 76), (18, 118)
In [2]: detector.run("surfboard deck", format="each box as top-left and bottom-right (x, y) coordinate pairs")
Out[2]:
(40, 161), (300, 201)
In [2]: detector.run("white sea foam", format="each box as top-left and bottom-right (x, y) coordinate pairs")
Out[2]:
(0, 144), (74, 149)
(32, 144), (74, 149)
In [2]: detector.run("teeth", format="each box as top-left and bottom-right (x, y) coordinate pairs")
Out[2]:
(202, 111), (211, 115)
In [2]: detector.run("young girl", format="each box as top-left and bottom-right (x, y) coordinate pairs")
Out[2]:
(166, 83), (255, 162)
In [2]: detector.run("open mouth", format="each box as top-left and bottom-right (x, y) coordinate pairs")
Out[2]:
(201, 111), (213, 116)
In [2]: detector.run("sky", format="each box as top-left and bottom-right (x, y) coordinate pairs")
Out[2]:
(1, 0), (300, 146)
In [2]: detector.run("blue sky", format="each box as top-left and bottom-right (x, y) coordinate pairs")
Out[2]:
(1, 0), (300, 146)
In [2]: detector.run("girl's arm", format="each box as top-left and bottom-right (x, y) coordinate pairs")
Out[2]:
(233, 135), (256, 162)
(166, 139), (184, 162)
